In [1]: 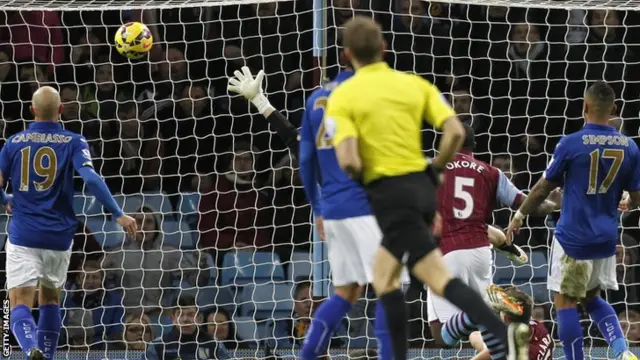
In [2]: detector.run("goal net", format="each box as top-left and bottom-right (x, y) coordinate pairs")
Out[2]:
(0, 0), (638, 359)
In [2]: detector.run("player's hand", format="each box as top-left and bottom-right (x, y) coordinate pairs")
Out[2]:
(425, 163), (444, 187)
(315, 216), (326, 240)
(505, 217), (523, 245)
(227, 66), (265, 101)
(619, 191), (630, 212)
(116, 215), (138, 237)
(431, 212), (442, 237)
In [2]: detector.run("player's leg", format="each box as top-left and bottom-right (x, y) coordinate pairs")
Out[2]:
(548, 238), (586, 360)
(35, 247), (70, 360)
(429, 249), (475, 346)
(411, 246), (510, 349)
(6, 242), (43, 358)
(371, 246), (406, 360)
(300, 218), (367, 360)
(582, 256), (636, 360)
(440, 248), (510, 359)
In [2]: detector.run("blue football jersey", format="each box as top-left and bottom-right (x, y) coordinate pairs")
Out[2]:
(0, 122), (94, 251)
(299, 71), (372, 220)
(544, 123), (640, 259)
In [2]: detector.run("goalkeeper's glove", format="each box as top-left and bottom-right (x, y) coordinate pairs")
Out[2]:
(425, 163), (444, 187)
(227, 66), (275, 115)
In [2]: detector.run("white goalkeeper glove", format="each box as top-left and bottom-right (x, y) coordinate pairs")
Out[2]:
(227, 66), (274, 115)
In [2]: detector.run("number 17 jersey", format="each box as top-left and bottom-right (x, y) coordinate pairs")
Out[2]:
(0, 122), (93, 251)
(544, 123), (640, 260)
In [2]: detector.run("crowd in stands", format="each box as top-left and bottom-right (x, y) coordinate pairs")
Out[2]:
(0, 0), (639, 357)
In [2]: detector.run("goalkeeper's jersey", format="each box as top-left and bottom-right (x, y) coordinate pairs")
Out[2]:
(299, 71), (372, 220)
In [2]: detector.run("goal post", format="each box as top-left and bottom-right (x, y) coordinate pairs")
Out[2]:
(0, 0), (638, 358)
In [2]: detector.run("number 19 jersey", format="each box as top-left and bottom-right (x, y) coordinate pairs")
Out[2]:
(0, 122), (93, 251)
(544, 123), (640, 260)
(437, 150), (524, 255)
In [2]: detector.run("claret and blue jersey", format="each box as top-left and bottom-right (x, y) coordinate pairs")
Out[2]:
(0, 122), (93, 251)
(298, 71), (372, 220)
(544, 123), (640, 259)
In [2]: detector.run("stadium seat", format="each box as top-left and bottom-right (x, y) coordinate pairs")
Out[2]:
(233, 316), (262, 348)
(240, 283), (294, 320)
(162, 220), (196, 249)
(73, 194), (98, 216)
(113, 194), (141, 214)
(140, 192), (174, 215)
(493, 251), (548, 285)
(288, 252), (312, 281)
(177, 192), (200, 229)
(87, 218), (126, 249)
(220, 252), (285, 287)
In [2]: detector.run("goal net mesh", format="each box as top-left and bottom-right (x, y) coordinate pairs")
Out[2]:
(0, 0), (638, 358)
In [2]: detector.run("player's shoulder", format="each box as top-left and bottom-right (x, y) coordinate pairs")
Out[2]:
(305, 86), (331, 110)
(392, 69), (433, 87)
(529, 319), (550, 337)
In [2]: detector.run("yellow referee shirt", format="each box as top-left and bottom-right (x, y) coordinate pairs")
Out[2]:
(325, 62), (456, 185)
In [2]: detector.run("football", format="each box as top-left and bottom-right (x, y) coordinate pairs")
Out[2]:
(114, 22), (153, 60)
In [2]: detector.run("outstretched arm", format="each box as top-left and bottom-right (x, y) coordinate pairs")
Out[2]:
(72, 138), (137, 236)
(228, 66), (299, 152)
(506, 177), (559, 243)
(496, 170), (561, 216)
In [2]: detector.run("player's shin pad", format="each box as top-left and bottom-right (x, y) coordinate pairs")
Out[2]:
(559, 255), (592, 299)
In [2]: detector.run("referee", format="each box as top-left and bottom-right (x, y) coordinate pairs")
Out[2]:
(324, 16), (529, 360)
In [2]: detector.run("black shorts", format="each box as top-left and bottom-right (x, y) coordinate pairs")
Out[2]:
(366, 171), (438, 267)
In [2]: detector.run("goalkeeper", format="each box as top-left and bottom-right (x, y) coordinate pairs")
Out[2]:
(323, 16), (528, 360)
(228, 65), (394, 359)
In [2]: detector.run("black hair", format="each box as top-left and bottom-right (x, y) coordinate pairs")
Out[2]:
(174, 295), (197, 314)
(293, 277), (312, 299)
(462, 122), (475, 151)
(585, 81), (616, 118)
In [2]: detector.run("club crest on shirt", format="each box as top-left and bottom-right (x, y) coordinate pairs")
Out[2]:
(324, 117), (337, 139)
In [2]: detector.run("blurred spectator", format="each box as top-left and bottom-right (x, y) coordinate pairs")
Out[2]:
(101, 102), (163, 193)
(81, 62), (127, 122)
(566, 10), (640, 124)
(608, 234), (639, 313)
(107, 313), (154, 351)
(274, 280), (345, 348)
(240, 3), (305, 116)
(619, 310), (640, 344)
(62, 29), (108, 84)
(267, 153), (312, 263)
(385, 0), (450, 84)
(62, 259), (124, 349)
(162, 84), (215, 192)
(60, 85), (83, 133)
(0, 11), (64, 66)
(290, 280), (313, 343)
(198, 142), (272, 257)
(138, 47), (189, 118)
(0, 48), (20, 136)
(205, 307), (242, 350)
(151, 295), (230, 360)
(18, 63), (50, 120)
(68, 222), (103, 279)
(103, 207), (204, 315)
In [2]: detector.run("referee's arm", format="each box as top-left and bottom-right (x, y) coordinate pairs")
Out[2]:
(422, 80), (466, 169)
